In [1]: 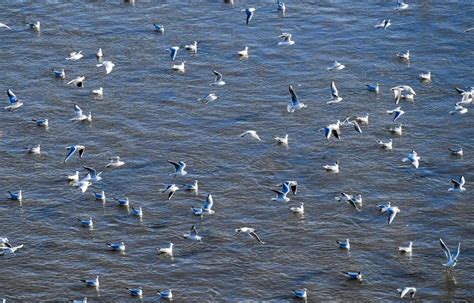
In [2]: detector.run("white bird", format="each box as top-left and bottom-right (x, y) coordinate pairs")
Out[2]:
(397, 50), (410, 60)
(387, 106), (405, 122)
(335, 192), (362, 211)
(51, 68), (66, 79)
(277, 0), (286, 13)
(131, 206), (143, 217)
(278, 33), (295, 45)
(127, 287), (143, 297)
(153, 23), (164, 34)
(398, 287), (416, 298)
(387, 206), (401, 224)
(116, 197), (129, 207)
(367, 83), (379, 93)
(398, 241), (413, 254)
(355, 113), (369, 124)
(92, 87), (103, 97)
(64, 145), (85, 162)
(293, 288), (307, 299)
(82, 166), (102, 183)
(271, 189), (290, 203)
(70, 104), (92, 122)
(378, 139), (393, 150)
(107, 242), (126, 251)
(439, 238), (461, 268)
(66, 51), (83, 61)
(390, 124), (403, 136)
(238, 46), (249, 58)
(342, 117), (363, 134)
(0, 22), (11, 30)
(290, 203), (304, 214)
(185, 41), (198, 53)
(327, 60), (345, 71)
(321, 120), (342, 140)
(26, 21), (40, 31)
(344, 272), (362, 281)
(235, 227), (265, 244)
(197, 93), (218, 104)
(419, 71), (431, 81)
(81, 276), (99, 288)
(4, 89), (23, 110)
(375, 19), (391, 29)
(287, 85), (307, 112)
(168, 160), (187, 177)
(157, 243), (173, 256)
(96, 48), (103, 59)
(184, 180), (199, 192)
(7, 190), (22, 202)
(75, 180), (92, 193)
(32, 118), (49, 127)
(336, 239), (350, 250)
(210, 70), (226, 86)
(93, 190), (106, 202)
(242, 7), (256, 25)
(274, 134), (289, 145)
(67, 76), (85, 88)
(240, 130), (261, 141)
(167, 46), (179, 61)
(183, 225), (202, 241)
(78, 217), (93, 228)
(402, 150), (420, 168)
(157, 289), (173, 300)
(0, 243), (24, 256)
(96, 61), (115, 74)
(106, 156), (125, 168)
(68, 171), (80, 182)
(448, 147), (463, 156)
(323, 161), (339, 173)
(191, 194), (215, 216)
(27, 144), (41, 154)
(395, 0), (409, 10)
(449, 176), (466, 192)
(172, 61), (186, 73)
(449, 102), (468, 115)
(161, 184), (179, 200)
(327, 81), (343, 104)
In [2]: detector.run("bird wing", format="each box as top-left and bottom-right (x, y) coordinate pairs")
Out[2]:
(74, 104), (83, 116)
(203, 194), (213, 210)
(7, 89), (17, 104)
(249, 231), (265, 244)
(190, 225), (198, 236)
(439, 238), (452, 261)
(453, 242), (461, 260)
(83, 166), (97, 178)
(331, 81), (339, 97)
(388, 209), (397, 224)
(352, 120), (362, 133)
(213, 70), (223, 81)
(168, 160), (180, 171)
(64, 146), (77, 162)
(289, 85), (299, 106)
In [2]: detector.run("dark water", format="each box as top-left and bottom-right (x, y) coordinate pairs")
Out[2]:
(0, 0), (473, 301)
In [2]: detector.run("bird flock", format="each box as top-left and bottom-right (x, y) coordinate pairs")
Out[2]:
(1, 0), (473, 301)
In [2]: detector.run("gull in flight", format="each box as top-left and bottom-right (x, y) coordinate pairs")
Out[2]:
(81, 276), (99, 288)
(127, 287), (143, 297)
(342, 117), (363, 134)
(93, 190), (106, 202)
(64, 145), (85, 162)
(92, 87), (103, 97)
(449, 102), (468, 115)
(197, 93), (218, 104)
(157, 289), (173, 300)
(70, 104), (92, 122)
(391, 86), (415, 104)
(397, 50), (410, 60)
(5, 89), (23, 110)
(167, 46), (179, 61)
(7, 190), (22, 202)
(327, 60), (345, 71)
(448, 176), (466, 192)
(240, 130), (261, 141)
(183, 225), (202, 241)
(161, 184), (179, 200)
(157, 243), (173, 257)
(439, 238), (460, 268)
(185, 41), (198, 53)
(0, 243), (24, 256)
(402, 150), (420, 168)
(107, 242), (126, 251)
(66, 51), (83, 61)
(375, 19), (391, 29)
(367, 83), (379, 93)
(419, 71), (431, 81)
(153, 23), (164, 34)
(336, 239), (350, 250)
(82, 166), (103, 183)
(106, 156), (125, 168)
(96, 61), (115, 74)
(242, 7), (256, 25)
(27, 21), (40, 31)
(293, 288), (307, 299)
(386, 205), (401, 224)
(0, 22), (11, 30)
(278, 33), (295, 45)
(390, 124), (403, 136)
(323, 161), (339, 173)
(398, 241), (413, 254)
(335, 192), (362, 211)
(271, 189), (290, 203)
(191, 194), (215, 216)
(78, 217), (93, 228)
(168, 160), (187, 177)
(32, 118), (49, 127)
(343, 272), (362, 281)
(327, 81), (343, 104)
(172, 61), (186, 73)
(27, 144), (41, 154)
(320, 120), (342, 140)
(238, 46), (249, 58)
(448, 147), (463, 156)
(378, 139), (393, 150)
(387, 106), (405, 122)
(67, 76), (85, 88)
(274, 134), (288, 145)
(290, 203), (304, 214)
(398, 287), (416, 298)
(96, 48), (103, 59)
(287, 85), (306, 112)
(51, 68), (66, 79)
(395, 0), (409, 10)
(235, 227), (265, 244)
(210, 70), (226, 86)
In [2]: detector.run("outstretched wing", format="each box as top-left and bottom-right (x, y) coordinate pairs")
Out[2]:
(289, 85), (299, 106)
(249, 231), (265, 244)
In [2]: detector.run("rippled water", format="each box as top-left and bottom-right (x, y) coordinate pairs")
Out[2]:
(0, 0), (473, 301)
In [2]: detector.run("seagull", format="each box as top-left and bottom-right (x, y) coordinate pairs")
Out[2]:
(323, 161), (339, 173)
(387, 106), (405, 122)
(183, 225), (202, 241)
(327, 60), (345, 71)
(449, 102), (468, 115)
(378, 139), (393, 150)
(242, 7), (256, 25)
(402, 150), (420, 168)
(210, 70), (226, 86)
(448, 176), (466, 192)
(7, 190), (22, 202)
(342, 117), (363, 134)
(278, 33), (295, 45)
(290, 203), (304, 214)
(161, 184), (179, 200)
(32, 118), (49, 127)
(0, 22), (11, 30)
(419, 71), (431, 81)
(0, 243), (24, 256)
(327, 81), (343, 104)
(320, 120), (342, 140)
(168, 160), (187, 177)
(387, 206), (401, 224)
(185, 41), (198, 53)
(66, 51), (83, 61)
(439, 238), (460, 268)
(64, 145), (85, 162)
(240, 130), (261, 141)
(344, 272), (362, 281)
(106, 156), (125, 168)
(271, 189), (290, 203)
(82, 166), (103, 183)
(81, 276), (99, 288)
(448, 147), (463, 156)
(75, 180), (92, 193)
(26, 21), (40, 31)
(398, 241), (413, 254)
(377, 201), (391, 213)
(172, 61), (186, 73)
(395, 0), (409, 10)
(70, 104), (92, 122)
(68, 171), (80, 182)
(390, 124), (403, 136)
(27, 144), (41, 154)
(116, 197), (129, 206)
(397, 50), (410, 60)
(238, 46), (249, 58)
(398, 287), (416, 298)
(96, 61), (115, 74)
(167, 46), (179, 61)
(127, 287), (143, 297)
(355, 113), (369, 125)
(183, 180), (199, 192)
(131, 206), (143, 218)
(191, 194), (215, 215)
(67, 76), (85, 88)
(375, 19), (391, 29)
(277, 0), (286, 13)
(293, 288), (307, 299)
(335, 192), (362, 211)
(78, 217), (93, 228)
(51, 68), (66, 79)
(287, 85), (306, 112)
(153, 23), (164, 34)
(157, 289), (173, 300)
(4, 89), (23, 110)
(157, 243), (173, 256)
(92, 87), (103, 97)
(93, 190), (106, 202)
(107, 242), (126, 251)
(367, 83), (379, 93)
(197, 93), (218, 104)
(96, 48), (103, 59)
(235, 227), (265, 244)
(336, 239), (350, 250)
(274, 134), (288, 145)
